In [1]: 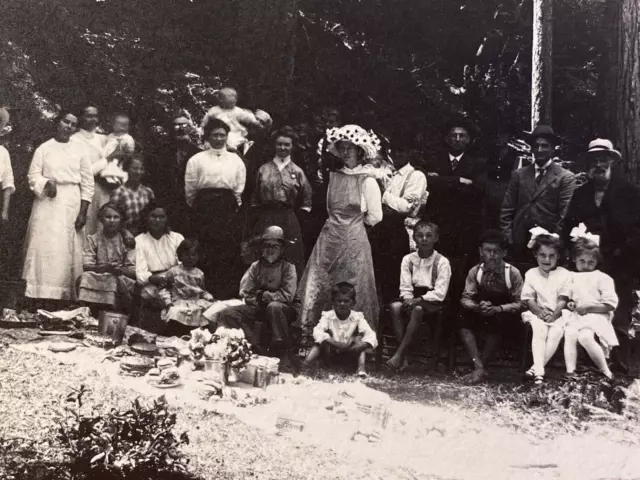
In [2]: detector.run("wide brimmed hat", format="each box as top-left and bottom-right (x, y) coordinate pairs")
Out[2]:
(254, 226), (293, 245)
(326, 124), (381, 160)
(524, 125), (560, 145)
(585, 138), (621, 161)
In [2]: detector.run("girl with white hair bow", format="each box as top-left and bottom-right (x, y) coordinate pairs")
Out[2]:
(521, 227), (572, 384)
(561, 224), (619, 380)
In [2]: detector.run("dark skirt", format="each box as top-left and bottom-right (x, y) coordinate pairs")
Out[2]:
(369, 214), (410, 303)
(250, 205), (305, 279)
(192, 188), (241, 299)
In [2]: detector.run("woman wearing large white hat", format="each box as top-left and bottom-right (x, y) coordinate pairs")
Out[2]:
(296, 125), (383, 343)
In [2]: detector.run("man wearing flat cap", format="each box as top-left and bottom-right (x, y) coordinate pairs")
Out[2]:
(564, 139), (640, 372)
(500, 125), (576, 259)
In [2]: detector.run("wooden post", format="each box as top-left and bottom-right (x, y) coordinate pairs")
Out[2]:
(614, 0), (640, 182)
(531, 0), (553, 129)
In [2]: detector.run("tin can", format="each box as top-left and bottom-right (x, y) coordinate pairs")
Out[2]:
(254, 366), (267, 389)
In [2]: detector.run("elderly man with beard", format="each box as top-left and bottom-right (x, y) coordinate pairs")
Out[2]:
(500, 125), (576, 260)
(564, 139), (640, 372)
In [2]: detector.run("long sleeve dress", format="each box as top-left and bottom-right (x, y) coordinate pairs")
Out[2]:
(135, 231), (184, 306)
(22, 138), (94, 300)
(296, 166), (382, 342)
(78, 231), (136, 308)
(250, 157), (312, 277)
(185, 148), (246, 299)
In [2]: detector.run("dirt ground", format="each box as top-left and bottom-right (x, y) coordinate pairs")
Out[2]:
(1, 330), (640, 480)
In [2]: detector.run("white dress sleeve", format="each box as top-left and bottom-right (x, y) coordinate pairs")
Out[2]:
(0, 148), (15, 194)
(361, 176), (382, 226)
(599, 272), (619, 310)
(27, 143), (50, 198)
(184, 154), (199, 207)
(233, 154), (246, 207)
(79, 149), (95, 202)
(382, 170), (427, 215)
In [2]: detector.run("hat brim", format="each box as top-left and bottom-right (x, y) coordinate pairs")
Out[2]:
(250, 236), (294, 246)
(524, 132), (561, 145)
(585, 149), (622, 161)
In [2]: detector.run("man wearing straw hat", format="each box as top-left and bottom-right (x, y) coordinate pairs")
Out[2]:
(564, 139), (640, 373)
(500, 125), (576, 260)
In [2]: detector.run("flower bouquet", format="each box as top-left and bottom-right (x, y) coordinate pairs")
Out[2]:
(188, 327), (252, 384)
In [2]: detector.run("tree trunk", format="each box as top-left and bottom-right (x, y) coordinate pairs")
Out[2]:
(614, 0), (640, 182)
(531, 0), (553, 129)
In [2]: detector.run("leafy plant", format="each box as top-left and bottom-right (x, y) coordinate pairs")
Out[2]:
(56, 386), (195, 480)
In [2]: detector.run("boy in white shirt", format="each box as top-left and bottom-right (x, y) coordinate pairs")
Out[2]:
(386, 221), (451, 371)
(303, 282), (378, 378)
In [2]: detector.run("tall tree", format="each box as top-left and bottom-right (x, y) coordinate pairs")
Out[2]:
(612, 0), (640, 182)
(531, 0), (553, 129)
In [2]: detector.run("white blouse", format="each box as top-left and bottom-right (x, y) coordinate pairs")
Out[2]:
(184, 148), (246, 207)
(0, 146), (15, 193)
(339, 165), (383, 226)
(27, 138), (94, 201)
(135, 231), (185, 285)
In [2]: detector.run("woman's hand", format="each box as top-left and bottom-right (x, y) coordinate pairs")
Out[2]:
(575, 304), (591, 316)
(567, 301), (576, 312)
(45, 180), (57, 198)
(74, 210), (87, 230)
(1, 210), (9, 224)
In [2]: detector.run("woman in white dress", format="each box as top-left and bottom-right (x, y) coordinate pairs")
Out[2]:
(22, 111), (94, 303)
(71, 105), (112, 236)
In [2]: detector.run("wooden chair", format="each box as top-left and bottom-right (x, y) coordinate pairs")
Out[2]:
(375, 256), (468, 372)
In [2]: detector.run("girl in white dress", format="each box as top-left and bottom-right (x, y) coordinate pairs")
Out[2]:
(521, 228), (572, 384)
(562, 225), (619, 379)
(22, 112), (94, 302)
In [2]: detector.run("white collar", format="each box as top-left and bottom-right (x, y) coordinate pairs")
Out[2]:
(449, 153), (464, 162)
(535, 159), (553, 170)
(273, 156), (292, 171)
(209, 147), (227, 157)
(412, 250), (437, 263)
(395, 163), (414, 175)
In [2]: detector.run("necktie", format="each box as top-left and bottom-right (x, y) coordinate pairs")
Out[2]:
(535, 168), (545, 183)
(451, 158), (459, 171)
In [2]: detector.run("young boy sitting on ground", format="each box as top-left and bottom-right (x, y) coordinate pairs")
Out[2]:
(386, 221), (451, 372)
(216, 226), (298, 366)
(302, 282), (378, 378)
(459, 229), (524, 384)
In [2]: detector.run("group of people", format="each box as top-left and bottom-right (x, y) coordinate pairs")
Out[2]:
(0, 88), (638, 380)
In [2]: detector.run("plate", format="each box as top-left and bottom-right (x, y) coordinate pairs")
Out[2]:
(38, 330), (75, 336)
(131, 343), (159, 355)
(146, 378), (183, 389)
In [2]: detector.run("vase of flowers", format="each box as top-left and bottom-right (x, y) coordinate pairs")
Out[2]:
(188, 327), (252, 384)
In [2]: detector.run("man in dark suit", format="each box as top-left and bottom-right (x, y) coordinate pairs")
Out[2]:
(564, 139), (640, 372)
(422, 121), (487, 259)
(500, 125), (576, 260)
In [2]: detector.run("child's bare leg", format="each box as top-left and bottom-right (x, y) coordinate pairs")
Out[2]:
(481, 333), (501, 368)
(529, 317), (549, 376)
(387, 305), (423, 370)
(460, 328), (486, 381)
(389, 302), (405, 343)
(577, 330), (613, 378)
(356, 350), (367, 375)
(303, 344), (322, 366)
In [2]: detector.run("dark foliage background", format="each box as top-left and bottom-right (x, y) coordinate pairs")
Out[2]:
(0, 0), (608, 276)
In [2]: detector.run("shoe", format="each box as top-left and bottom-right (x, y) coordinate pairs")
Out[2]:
(356, 370), (368, 379)
(524, 367), (535, 379)
(564, 372), (578, 381)
(534, 374), (544, 385)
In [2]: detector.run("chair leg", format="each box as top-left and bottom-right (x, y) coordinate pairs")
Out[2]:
(521, 323), (532, 373)
(433, 311), (444, 364)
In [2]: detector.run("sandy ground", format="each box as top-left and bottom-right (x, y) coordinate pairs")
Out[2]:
(1, 336), (640, 480)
